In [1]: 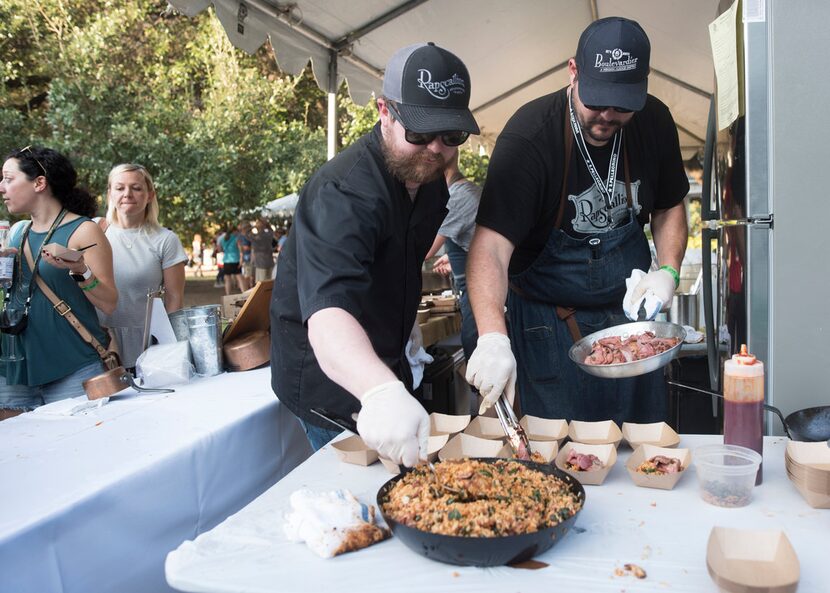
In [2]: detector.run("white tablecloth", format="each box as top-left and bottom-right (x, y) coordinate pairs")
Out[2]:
(0, 368), (311, 593)
(165, 435), (829, 593)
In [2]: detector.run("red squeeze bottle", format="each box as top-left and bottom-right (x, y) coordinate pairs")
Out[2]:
(723, 344), (764, 485)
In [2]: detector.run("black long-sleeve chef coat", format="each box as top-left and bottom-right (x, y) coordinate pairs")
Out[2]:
(270, 123), (449, 428)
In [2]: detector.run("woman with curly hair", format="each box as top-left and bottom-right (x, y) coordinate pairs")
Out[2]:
(0, 146), (117, 416)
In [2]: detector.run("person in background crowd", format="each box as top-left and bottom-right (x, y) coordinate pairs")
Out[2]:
(238, 221), (253, 288)
(271, 42), (479, 465)
(0, 146), (117, 416)
(466, 17), (688, 423)
(98, 164), (187, 370)
(217, 224), (245, 295)
(191, 232), (204, 277)
(245, 217), (276, 283)
(213, 230), (225, 288)
(277, 223), (289, 252)
(426, 151), (481, 361)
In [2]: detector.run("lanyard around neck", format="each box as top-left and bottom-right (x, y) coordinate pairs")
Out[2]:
(568, 90), (623, 210)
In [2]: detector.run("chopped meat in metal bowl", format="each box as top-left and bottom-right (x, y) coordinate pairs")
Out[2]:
(584, 331), (680, 366)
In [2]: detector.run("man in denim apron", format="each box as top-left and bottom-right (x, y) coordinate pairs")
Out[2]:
(466, 18), (689, 424)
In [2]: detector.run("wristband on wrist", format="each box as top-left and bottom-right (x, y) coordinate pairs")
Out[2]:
(659, 265), (680, 288)
(80, 277), (100, 292)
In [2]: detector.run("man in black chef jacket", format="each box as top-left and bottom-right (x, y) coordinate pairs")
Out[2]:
(271, 43), (479, 466)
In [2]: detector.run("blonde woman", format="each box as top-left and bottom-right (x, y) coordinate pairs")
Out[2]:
(98, 164), (187, 369)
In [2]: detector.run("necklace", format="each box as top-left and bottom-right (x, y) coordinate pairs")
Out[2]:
(119, 226), (142, 249)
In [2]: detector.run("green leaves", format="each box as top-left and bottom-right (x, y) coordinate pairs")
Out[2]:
(0, 0), (328, 237)
(0, 0), (492, 240)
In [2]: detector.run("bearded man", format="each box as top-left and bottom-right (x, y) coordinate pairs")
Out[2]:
(466, 17), (689, 425)
(271, 43), (479, 466)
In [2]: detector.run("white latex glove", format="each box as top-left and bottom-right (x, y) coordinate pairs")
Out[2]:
(465, 332), (516, 414)
(623, 268), (675, 320)
(357, 380), (429, 467)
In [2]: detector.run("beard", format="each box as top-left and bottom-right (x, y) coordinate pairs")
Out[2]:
(381, 137), (447, 185)
(577, 110), (623, 144)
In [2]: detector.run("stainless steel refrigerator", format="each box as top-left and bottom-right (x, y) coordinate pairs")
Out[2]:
(702, 0), (830, 433)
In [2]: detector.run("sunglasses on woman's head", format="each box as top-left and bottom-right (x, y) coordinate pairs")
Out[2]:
(19, 146), (48, 176)
(386, 102), (470, 147)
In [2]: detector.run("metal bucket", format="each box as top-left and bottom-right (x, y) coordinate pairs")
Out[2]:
(669, 293), (700, 329)
(184, 305), (223, 376)
(168, 309), (191, 343)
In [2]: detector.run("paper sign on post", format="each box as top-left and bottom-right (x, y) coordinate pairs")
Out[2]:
(709, 0), (740, 130)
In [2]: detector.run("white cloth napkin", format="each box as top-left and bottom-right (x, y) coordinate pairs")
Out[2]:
(29, 395), (107, 416)
(682, 325), (704, 343)
(283, 489), (386, 558)
(405, 323), (433, 389)
(623, 269), (664, 321)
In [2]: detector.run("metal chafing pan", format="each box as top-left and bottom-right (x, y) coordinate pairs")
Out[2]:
(568, 321), (686, 379)
(376, 458), (585, 566)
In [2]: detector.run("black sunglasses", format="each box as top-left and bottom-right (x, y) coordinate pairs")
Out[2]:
(20, 145), (48, 177)
(583, 104), (634, 114)
(386, 102), (469, 147)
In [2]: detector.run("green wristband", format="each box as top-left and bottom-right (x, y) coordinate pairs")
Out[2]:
(659, 265), (680, 288)
(80, 277), (100, 292)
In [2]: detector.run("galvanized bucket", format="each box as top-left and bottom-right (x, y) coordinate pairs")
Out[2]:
(184, 305), (223, 376)
(167, 309), (191, 343)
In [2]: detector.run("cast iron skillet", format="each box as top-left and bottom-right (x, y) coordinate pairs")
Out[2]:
(782, 406), (830, 442)
(376, 458), (586, 567)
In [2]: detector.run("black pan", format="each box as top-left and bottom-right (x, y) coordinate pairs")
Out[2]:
(783, 406), (830, 442)
(376, 458), (586, 567)
(667, 381), (830, 442)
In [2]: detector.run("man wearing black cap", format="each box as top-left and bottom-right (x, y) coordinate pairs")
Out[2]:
(465, 17), (689, 424)
(271, 43), (479, 466)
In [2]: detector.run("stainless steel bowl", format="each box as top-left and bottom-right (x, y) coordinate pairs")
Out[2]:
(568, 321), (686, 379)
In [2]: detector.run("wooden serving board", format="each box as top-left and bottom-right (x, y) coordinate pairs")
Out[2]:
(224, 279), (273, 343)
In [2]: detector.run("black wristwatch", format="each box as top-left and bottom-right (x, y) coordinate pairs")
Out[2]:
(70, 266), (93, 283)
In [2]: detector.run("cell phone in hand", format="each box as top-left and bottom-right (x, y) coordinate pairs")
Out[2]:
(42, 242), (96, 262)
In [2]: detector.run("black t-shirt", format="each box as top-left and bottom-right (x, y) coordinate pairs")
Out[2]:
(271, 123), (449, 427)
(477, 87), (689, 275)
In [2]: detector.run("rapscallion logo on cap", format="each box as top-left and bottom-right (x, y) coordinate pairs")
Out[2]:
(416, 70), (466, 100)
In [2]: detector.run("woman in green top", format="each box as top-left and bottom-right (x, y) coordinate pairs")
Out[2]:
(0, 146), (117, 416)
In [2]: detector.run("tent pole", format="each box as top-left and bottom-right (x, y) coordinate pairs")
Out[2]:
(327, 49), (338, 160)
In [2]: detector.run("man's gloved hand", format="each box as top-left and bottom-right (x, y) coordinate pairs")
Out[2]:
(465, 332), (516, 414)
(623, 268), (676, 320)
(357, 380), (429, 467)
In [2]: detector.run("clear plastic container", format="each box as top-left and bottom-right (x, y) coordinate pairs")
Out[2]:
(695, 444), (762, 508)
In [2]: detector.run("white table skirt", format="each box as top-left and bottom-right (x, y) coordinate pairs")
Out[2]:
(165, 435), (829, 593)
(0, 367), (311, 593)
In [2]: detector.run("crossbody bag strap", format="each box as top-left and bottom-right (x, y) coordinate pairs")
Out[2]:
(22, 241), (111, 362)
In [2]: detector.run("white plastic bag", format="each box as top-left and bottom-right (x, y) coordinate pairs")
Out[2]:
(136, 341), (194, 388)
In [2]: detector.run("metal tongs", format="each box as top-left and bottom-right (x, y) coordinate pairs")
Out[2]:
(493, 394), (531, 460)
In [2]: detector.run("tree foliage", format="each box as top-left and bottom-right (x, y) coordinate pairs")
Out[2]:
(0, 0), (488, 239)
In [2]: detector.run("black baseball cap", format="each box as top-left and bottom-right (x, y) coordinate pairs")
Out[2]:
(575, 17), (651, 112)
(382, 42), (480, 135)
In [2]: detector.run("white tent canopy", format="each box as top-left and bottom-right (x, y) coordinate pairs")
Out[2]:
(261, 192), (299, 214)
(168, 0), (718, 159)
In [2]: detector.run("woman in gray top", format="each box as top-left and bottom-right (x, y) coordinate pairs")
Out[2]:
(98, 164), (187, 368)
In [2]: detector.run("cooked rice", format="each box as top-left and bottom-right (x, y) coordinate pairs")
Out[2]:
(380, 459), (582, 537)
